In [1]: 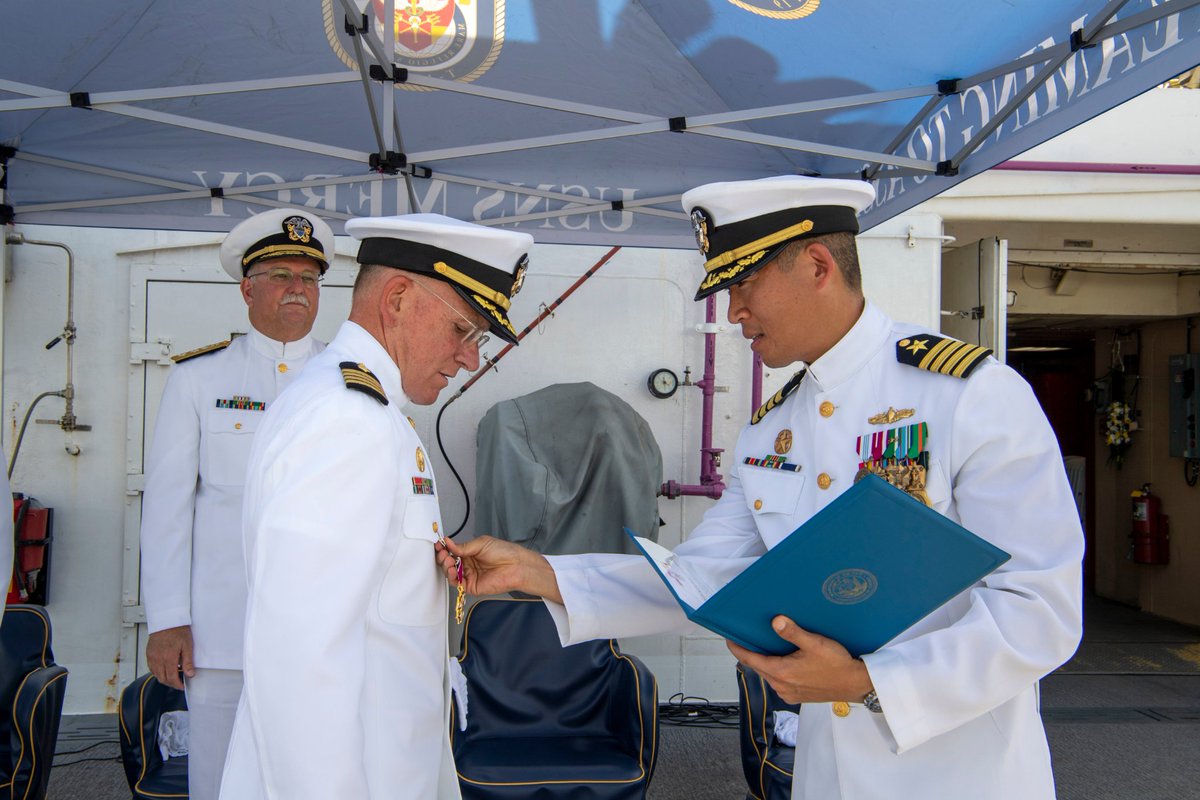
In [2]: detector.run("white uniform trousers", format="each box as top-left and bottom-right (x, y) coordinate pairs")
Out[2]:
(185, 668), (244, 800)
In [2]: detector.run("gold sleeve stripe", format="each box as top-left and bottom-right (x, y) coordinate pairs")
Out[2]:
(434, 261), (511, 310)
(916, 338), (958, 371)
(926, 339), (971, 373)
(949, 346), (991, 377)
(340, 362), (388, 404)
(704, 219), (814, 272)
(900, 336), (992, 378)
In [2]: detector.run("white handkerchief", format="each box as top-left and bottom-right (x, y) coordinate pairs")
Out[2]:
(449, 657), (469, 731)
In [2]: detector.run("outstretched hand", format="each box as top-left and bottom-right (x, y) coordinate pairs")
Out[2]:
(436, 535), (563, 604)
(727, 615), (873, 705)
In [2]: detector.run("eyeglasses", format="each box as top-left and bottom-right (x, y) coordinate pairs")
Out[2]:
(246, 267), (323, 289)
(409, 277), (491, 348)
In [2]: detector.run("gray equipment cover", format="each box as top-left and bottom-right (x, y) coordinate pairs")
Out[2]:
(475, 382), (662, 556)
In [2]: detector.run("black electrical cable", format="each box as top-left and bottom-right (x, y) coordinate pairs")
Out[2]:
(53, 740), (119, 758)
(436, 399), (470, 538)
(658, 693), (740, 729)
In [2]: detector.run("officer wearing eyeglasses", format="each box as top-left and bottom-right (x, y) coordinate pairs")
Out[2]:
(219, 214), (530, 800)
(140, 207), (335, 800)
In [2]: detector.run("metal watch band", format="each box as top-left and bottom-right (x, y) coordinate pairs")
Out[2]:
(862, 690), (883, 713)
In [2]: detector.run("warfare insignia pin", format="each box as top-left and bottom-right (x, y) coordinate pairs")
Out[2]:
(282, 215), (313, 244)
(774, 429), (793, 455)
(416, 447), (426, 473)
(510, 254), (528, 297)
(691, 208), (711, 256)
(867, 407), (915, 425)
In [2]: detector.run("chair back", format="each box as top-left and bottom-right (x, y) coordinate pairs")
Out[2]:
(118, 673), (189, 799)
(736, 663), (799, 800)
(451, 597), (659, 799)
(0, 604), (68, 797)
(454, 597), (637, 738)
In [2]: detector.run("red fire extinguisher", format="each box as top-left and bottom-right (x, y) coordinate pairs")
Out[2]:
(1130, 484), (1169, 565)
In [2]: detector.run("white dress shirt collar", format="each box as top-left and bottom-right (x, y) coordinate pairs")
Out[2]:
(805, 300), (892, 392)
(247, 325), (317, 360)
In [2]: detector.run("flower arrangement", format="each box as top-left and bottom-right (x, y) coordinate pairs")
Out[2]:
(1105, 401), (1133, 468)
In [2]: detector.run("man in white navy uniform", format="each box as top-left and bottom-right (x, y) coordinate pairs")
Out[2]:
(219, 214), (532, 800)
(440, 176), (1084, 800)
(140, 208), (334, 800)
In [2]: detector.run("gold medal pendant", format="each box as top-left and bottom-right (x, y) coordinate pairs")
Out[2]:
(455, 581), (466, 625)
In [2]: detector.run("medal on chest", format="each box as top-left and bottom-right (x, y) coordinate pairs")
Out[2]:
(855, 410), (931, 506)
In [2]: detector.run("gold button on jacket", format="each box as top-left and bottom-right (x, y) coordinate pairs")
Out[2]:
(832, 701), (851, 717)
(819, 400), (835, 418)
(817, 472), (832, 490)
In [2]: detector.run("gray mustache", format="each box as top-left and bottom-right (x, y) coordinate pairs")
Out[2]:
(281, 294), (310, 308)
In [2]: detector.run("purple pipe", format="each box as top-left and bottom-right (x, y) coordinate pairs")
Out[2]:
(994, 160), (1200, 175)
(661, 295), (726, 500)
(751, 352), (763, 415)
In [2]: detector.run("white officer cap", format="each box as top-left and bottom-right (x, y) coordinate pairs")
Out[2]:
(681, 175), (876, 300)
(218, 208), (335, 281)
(345, 213), (533, 345)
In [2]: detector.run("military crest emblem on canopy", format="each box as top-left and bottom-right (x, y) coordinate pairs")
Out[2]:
(725, 0), (821, 20)
(325, 0), (505, 86)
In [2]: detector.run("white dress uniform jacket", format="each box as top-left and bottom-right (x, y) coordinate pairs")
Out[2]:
(219, 320), (460, 800)
(141, 328), (323, 668)
(544, 302), (1083, 800)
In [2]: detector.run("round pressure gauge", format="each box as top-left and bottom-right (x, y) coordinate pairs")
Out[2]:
(647, 368), (680, 399)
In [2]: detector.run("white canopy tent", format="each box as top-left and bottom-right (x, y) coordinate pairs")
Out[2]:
(2, 0), (1198, 244)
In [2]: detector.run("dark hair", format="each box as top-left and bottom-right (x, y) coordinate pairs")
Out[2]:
(812, 231), (862, 293)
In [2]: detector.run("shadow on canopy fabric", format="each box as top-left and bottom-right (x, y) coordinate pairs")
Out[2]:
(1, 1), (1197, 240)
(475, 381), (663, 555)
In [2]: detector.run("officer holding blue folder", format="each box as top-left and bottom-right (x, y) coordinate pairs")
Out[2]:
(440, 176), (1084, 800)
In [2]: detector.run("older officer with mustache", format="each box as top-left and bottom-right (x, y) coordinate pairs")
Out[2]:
(140, 207), (334, 800)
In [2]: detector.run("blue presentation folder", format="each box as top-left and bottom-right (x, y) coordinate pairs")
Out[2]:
(626, 474), (1010, 657)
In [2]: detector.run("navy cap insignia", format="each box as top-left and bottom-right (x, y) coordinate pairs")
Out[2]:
(510, 254), (528, 298)
(283, 215), (314, 244)
(690, 208), (711, 256)
(340, 361), (388, 405)
(896, 336), (992, 379)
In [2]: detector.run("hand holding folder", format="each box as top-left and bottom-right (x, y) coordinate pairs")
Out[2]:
(627, 474), (1010, 657)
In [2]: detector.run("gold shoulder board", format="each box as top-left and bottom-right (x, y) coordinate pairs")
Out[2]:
(171, 340), (230, 363)
(751, 369), (806, 425)
(896, 335), (992, 379)
(340, 361), (389, 405)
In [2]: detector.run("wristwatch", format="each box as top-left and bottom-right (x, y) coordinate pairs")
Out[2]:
(862, 690), (883, 713)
